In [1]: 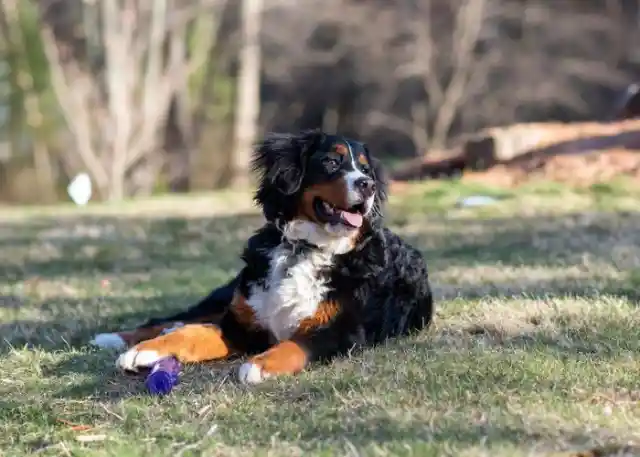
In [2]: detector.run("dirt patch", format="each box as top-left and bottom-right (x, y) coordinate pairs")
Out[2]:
(391, 119), (640, 188)
(464, 148), (640, 188)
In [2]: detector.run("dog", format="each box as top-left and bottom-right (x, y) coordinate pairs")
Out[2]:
(91, 130), (434, 385)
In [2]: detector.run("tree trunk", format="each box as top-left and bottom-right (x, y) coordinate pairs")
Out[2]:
(164, 96), (191, 192)
(231, 0), (262, 188)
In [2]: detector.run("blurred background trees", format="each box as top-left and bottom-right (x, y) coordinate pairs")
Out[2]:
(0, 0), (639, 203)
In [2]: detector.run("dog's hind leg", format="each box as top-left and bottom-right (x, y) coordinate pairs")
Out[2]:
(90, 275), (240, 350)
(116, 324), (235, 371)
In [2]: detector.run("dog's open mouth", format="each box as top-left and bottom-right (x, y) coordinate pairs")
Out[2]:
(313, 198), (366, 228)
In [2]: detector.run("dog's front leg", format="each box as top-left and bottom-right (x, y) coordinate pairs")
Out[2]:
(237, 311), (364, 385)
(237, 339), (309, 384)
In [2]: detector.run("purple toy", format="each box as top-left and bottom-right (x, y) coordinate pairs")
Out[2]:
(145, 357), (181, 396)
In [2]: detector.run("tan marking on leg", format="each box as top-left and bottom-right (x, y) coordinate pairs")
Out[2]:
(238, 340), (308, 384)
(130, 324), (233, 364)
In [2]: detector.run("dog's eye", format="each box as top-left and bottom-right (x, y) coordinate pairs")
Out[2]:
(324, 158), (340, 173)
(360, 164), (371, 175)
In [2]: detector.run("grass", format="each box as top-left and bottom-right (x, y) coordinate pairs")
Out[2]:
(2, 179), (640, 456)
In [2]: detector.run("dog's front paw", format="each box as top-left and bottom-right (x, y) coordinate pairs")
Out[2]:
(237, 362), (272, 385)
(116, 347), (166, 372)
(237, 340), (308, 385)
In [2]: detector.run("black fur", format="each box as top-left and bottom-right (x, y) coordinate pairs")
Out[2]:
(251, 129), (388, 230)
(139, 130), (434, 370)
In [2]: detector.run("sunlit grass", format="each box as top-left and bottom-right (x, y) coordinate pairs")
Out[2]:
(2, 180), (640, 456)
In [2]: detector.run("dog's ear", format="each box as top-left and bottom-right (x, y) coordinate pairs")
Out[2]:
(360, 144), (388, 230)
(252, 130), (324, 195)
(363, 145), (388, 205)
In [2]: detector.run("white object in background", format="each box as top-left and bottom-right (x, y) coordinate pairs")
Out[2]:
(456, 195), (498, 208)
(67, 173), (93, 206)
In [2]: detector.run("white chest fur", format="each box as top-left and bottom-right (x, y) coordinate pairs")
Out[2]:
(247, 243), (336, 341)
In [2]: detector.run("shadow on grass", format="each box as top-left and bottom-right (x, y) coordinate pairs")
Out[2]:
(2, 203), (640, 447)
(2, 208), (640, 280)
(2, 274), (637, 358)
(44, 351), (148, 401)
(0, 293), (211, 356)
(404, 210), (640, 270)
(177, 326), (636, 451)
(0, 213), (264, 281)
(293, 417), (589, 452)
(26, 313), (639, 407)
(434, 275), (640, 304)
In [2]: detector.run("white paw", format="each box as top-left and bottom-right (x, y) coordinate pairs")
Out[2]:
(90, 333), (126, 350)
(237, 362), (272, 385)
(116, 348), (164, 372)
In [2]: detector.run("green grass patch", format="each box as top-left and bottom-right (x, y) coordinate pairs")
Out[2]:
(2, 180), (640, 456)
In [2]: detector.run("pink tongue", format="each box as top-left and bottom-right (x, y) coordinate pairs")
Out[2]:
(339, 210), (363, 228)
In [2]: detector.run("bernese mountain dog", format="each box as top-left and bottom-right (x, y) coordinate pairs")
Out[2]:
(91, 130), (434, 385)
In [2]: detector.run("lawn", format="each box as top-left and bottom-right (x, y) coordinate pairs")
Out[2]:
(2, 179), (640, 457)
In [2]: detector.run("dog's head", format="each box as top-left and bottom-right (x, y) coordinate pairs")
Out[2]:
(252, 130), (388, 249)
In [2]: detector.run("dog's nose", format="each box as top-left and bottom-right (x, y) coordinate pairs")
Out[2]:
(355, 177), (376, 198)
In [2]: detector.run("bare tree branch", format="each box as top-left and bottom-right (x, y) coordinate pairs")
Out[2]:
(39, 25), (110, 195)
(232, 0), (263, 187)
(430, 0), (487, 149)
(36, 0), (215, 200)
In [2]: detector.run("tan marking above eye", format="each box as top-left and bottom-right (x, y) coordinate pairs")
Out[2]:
(333, 143), (348, 155)
(358, 154), (369, 166)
